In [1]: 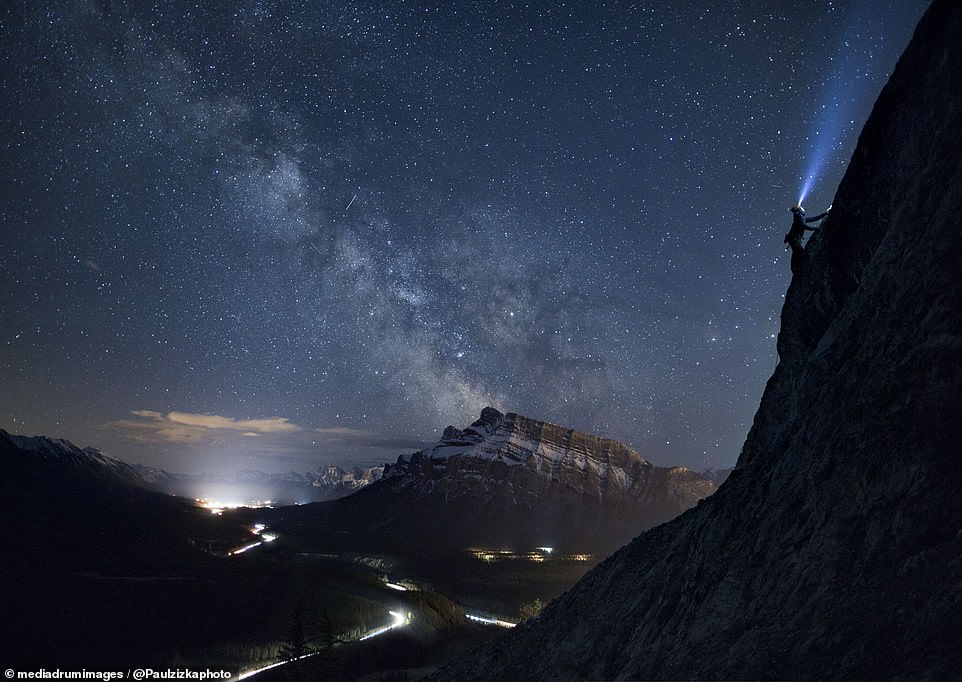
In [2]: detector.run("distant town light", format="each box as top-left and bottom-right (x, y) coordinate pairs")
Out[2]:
(467, 546), (594, 563)
(195, 498), (276, 513)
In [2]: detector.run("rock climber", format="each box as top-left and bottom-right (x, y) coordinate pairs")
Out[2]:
(784, 203), (830, 272)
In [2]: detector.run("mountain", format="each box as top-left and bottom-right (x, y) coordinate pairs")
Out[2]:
(1, 428), (149, 491)
(0, 430), (325, 669)
(133, 462), (384, 504)
(436, 3), (962, 679)
(0, 428), (252, 595)
(0, 431), (383, 507)
(699, 467), (734, 485)
(0, 429), (236, 553)
(270, 407), (717, 555)
(314, 463), (385, 491)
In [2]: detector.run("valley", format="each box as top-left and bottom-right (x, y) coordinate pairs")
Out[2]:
(2, 412), (689, 678)
(3, 498), (597, 678)
(3, 1), (953, 679)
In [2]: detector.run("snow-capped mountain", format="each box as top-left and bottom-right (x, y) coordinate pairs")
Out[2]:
(133, 462), (384, 504)
(1, 429), (148, 489)
(273, 407), (717, 555)
(312, 463), (384, 492)
(0, 427), (383, 506)
(0, 428), (230, 573)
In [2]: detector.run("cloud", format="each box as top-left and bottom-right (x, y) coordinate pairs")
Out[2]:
(165, 411), (300, 433)
(105, 410), (302, 444)
(104, 411), (429, 454)
(315, 426), (372, 439)
(314, 427), (431, 451)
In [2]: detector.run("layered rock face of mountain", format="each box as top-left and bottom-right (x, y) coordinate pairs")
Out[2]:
(315, 462), (384, 491)
(277, 407), (715, 555)
(384, 406), (716, 552)
(438, 2), (962, 680)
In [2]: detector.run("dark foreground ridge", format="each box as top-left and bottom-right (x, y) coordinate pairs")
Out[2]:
(437, 1), (962, 679)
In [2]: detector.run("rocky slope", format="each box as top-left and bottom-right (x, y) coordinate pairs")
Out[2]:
(437, 2), (962, 679)
(272, 407), (716, 555)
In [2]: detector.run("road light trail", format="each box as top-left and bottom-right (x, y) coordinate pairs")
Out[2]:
(230, 526), (276, 555)
(465, 613), (517, 628)
(229, 541), (262, 555)
(236, 609), (411, 680)
(359, 610), (410, 641)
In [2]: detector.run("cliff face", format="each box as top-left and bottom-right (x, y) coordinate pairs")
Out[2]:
(439, 2), (962, 679)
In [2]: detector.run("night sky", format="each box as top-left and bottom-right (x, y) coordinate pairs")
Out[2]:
(1, 1), (927, 475)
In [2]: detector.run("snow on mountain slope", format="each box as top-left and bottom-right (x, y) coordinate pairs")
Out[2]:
(1, 429), (147, 489)
(282, 408), (716, 555)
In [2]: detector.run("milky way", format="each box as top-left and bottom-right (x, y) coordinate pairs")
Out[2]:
(0, 1), (927, 473)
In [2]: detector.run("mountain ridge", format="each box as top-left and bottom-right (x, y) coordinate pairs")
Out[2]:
(0, 427), (385, 504)
(271, 406), (717, 555)
(0, 428), (148, 489)
(132, 461), (384, 504)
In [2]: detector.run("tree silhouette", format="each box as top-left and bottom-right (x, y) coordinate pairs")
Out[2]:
(315, 608), (336, 662)
(279, 602), (311, 663)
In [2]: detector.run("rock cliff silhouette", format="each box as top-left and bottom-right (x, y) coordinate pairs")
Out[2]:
(437, 1), (962, 679)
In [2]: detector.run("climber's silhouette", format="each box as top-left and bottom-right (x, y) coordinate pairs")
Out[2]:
(785, 203), (830, 272)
